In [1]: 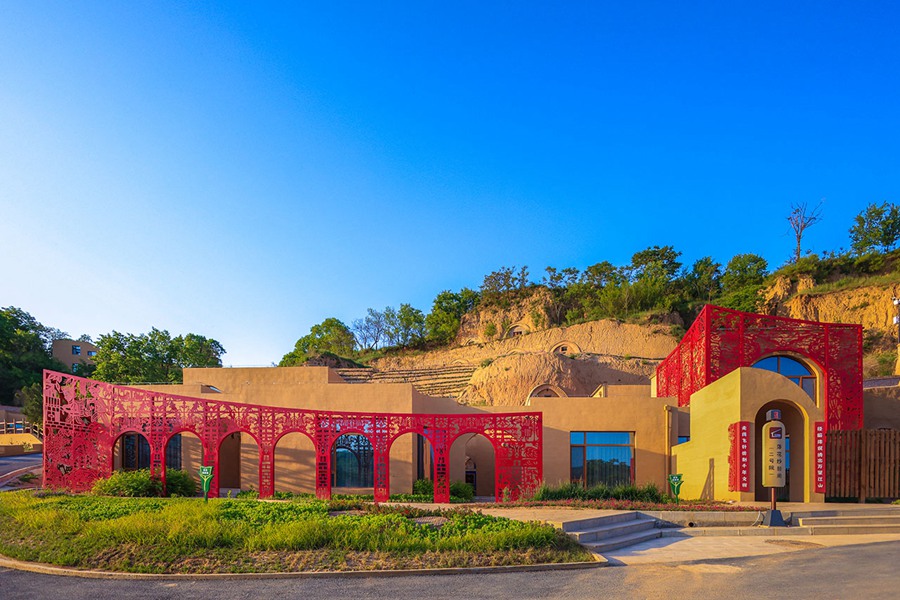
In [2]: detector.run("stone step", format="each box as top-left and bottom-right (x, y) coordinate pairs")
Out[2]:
(584, 529), (663, 554)
(560, 512), (641, 532)
(797, 515), (900, 527)
(570, 517), (658, 543)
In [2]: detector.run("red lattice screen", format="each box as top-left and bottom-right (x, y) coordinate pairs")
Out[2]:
(656, 305), (863, 431)
(42, 371), (542, 502)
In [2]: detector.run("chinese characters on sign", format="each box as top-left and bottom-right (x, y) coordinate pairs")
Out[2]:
(814, 421), (826, 494)
(762, 418), (786, 488)
(729, 421), (751, 492)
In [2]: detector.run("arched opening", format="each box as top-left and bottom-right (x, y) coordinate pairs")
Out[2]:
(164, 431), (203, 494)
(551, 341), (581, 355)
(449, 433), (495, 498)
(754, 401), (807, 502)
(239, 431), (261, 493)
(528, 384), (565, 398)
(752, 355), (817, 400)
(331, 434), (374, 491)
(112, 431), (151, 471)
(273, 431), (316, 495)
(389, 432), (433, 495)
(217, 432), (241, 493)
(505, 325), (528, 339)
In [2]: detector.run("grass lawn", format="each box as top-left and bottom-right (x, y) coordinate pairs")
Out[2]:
(0, 491), (592, 574)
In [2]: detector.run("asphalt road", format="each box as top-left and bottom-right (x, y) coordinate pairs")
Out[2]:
(1, 539), (898, 600)
(0, 453), (41, 477)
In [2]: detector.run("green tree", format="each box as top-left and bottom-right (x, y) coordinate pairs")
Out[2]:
(280, 318), (355, 365)
(543, 267), (580, 324)
(93, 328), (224, 383)
(685, 257), (722, 302)
(849, 202), (900, 255)
(396, 304), (426, 346)
(721, 254), (768, 293)
(425, 289), (479, 344)
(19, 382), (43, 424)
(0, 307), (68, 405)
(718, 253), (769, 312)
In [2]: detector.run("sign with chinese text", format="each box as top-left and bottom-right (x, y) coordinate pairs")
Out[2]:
(814, 421), (826, 494)
(729, 421), (751, 492)
(762, 419), (786, 488)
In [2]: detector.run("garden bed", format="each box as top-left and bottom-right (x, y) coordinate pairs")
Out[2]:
(0, 491), (592, 574)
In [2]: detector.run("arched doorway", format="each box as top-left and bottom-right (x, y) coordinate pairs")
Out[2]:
(449, 433), (495, 498)
(163, 431), (203, 495)
(389, 432), (433, 494)
(754, 401), (806, 502)
(239, 432), (261, 493)
(112, 431), (151, 471)
(331, 434), (374, 491)
(217, 432), (241, 493)
(273, 432), (316, 495)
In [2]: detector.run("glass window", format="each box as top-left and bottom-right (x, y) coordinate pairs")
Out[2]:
(331, 434), (373, 488)
(677, 436), (690, 444)
(87, 350), (97, 357)
(570, 431), (634, 487)
(752, 355), (816, 400)
(72, 345), (81, 355)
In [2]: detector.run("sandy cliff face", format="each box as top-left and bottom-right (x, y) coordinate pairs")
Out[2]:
(372, 318), (677, 371)
(762, 276), (898, 340)
(456, 353), (655, 406)
(454, 288), (554, 345)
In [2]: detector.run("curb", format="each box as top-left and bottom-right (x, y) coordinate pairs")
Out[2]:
(0, 465), (41, 488)
(0, 553), (607, 580)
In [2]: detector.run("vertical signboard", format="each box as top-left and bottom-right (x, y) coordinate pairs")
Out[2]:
(729, 421), (751, 492)
(762, 418), (786, 488)
(814, 421), (826, 494)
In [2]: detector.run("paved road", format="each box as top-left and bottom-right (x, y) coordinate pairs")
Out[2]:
(1, 539), (897, 599)
(0, 453), (41, 477)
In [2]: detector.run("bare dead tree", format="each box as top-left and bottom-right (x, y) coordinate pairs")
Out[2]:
(788, 201), (824, 262)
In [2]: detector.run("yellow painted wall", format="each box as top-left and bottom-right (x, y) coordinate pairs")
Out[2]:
(672, 367), (824, 503)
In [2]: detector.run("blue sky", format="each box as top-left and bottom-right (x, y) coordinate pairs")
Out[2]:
(2, 2), (898, 366)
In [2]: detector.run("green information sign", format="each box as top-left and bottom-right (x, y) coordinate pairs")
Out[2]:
(199, 466), (213, 502)
(668, 473), (684, 505)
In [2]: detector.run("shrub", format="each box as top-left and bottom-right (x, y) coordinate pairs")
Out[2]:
(412, 478), (434, 496)
(530, 481), (668, 504)
(165, 470), (198, 497)
(92, 469), (163, 497)
(483, 322), (497, 339)
(450, 481), (475, 502)
(91, 469), (199, 497)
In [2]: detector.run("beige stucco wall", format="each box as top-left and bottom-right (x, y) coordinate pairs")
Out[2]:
(672, 367), (825, 503)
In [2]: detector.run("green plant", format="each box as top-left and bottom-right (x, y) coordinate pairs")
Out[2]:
(412, 478), (434, 496)
(92, 469), (164, 497)
(483, 322), (497, 339)
(165, 470), (198, 497)
(479, 358), (493, 368)
(449, 481), (475, 502)
(21, 442), (33, 453)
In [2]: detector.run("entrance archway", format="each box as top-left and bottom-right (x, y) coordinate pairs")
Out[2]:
(112, 431), (151, 471)
(331, 434), (374, 491)
(754, 401), (806, 502)
(217, 432), (241, 492)
(163, 431), (203, 495)
(273, 432), (316, 495)
(449, 433), (495, 497)
(389, 432), (433, 494)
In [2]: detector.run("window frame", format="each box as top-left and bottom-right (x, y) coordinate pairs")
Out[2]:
(569, 431), (635, 488)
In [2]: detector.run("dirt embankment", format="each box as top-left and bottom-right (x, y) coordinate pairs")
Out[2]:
(372, 319), (678, 371)
(762, 276), (899, 347)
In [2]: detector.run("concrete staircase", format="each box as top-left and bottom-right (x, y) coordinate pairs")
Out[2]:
(562, 513), (661, 554)
(335, 366), (477, 398)
(792, 508), (900, 534)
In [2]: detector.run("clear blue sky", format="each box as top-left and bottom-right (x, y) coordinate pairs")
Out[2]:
(2, 2), (898, 366)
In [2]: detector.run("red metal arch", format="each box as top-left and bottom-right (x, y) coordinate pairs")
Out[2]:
(42, 371), (542, 503)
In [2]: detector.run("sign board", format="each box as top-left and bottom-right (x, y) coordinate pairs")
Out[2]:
(668, 474), (683, 504)
(814, 421), (826, 494)
(199, 465), (214, 501)
(762, 420), (786, 488)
